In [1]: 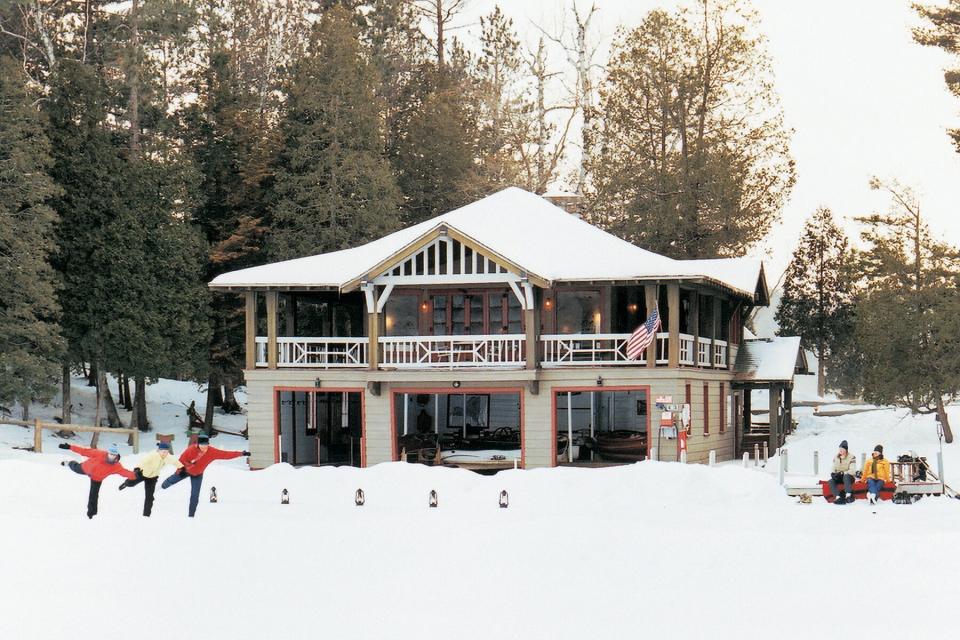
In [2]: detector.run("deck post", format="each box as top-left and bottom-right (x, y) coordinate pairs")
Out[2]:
(34, 417), (42, 453)
(783, 384), (793, 440)
(524, 291), (537, 370)
(244, 291), (257, 370)
(644, 285), (657, 367)
(690, 288), (699, 367)
(667, 283), (680, 367)
(367, 311), (380, 370)
(768, 383), (779, 455)
(711, 296), (721, 368)
(265, 291), (278, 369)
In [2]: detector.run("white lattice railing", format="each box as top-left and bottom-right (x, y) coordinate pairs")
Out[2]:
(713, 340), (728, 368)
(679, 334), (695, 366)
(697, 336), (713, 367)
(255, 337), (368, 368)
(379, 334), (525, 369)
(541, 333), (645, 366)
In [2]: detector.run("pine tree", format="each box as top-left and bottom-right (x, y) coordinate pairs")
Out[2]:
(775, 207), (853, 397)
(914, 1), (960, 152)
(0, 56), (64, 410)
(586, 0), (795, 258)
(853, 178), (960, 442)
(268, 5), (401, 260)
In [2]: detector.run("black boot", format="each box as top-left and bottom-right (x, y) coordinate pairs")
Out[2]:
(835, 492), (847, 505)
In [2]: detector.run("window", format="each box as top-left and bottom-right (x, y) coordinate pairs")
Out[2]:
(703, 383), (710, 436)
(555, 290), (601, 334)
(384, 294), (420, 336)
(719, 383), (726, 434)
(430, 290), (521, 335)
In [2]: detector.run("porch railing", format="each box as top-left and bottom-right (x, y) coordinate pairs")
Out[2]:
(541, 332), (671, 366)
(379, 334), (526, 369)
(713, 340), (728, 368)
(255, 337), (368, 368)
(697, 336), (712, 367)
(679, 334), (695, 366)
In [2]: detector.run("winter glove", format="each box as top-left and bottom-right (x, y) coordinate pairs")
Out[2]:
(134, 467), (144, 480)
(118, 481), (128, 491)
(58, 443), (71, 450)
(241, 451), (250, 456)
(855, 471), (862, 479)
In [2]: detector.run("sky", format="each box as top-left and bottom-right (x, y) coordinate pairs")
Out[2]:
(456, 0), (960, 284)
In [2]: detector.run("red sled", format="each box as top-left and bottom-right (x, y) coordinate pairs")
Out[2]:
(819, 479), (896, 503)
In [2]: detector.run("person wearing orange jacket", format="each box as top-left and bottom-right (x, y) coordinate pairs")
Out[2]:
(160, 434), (249, 517)
(861, 444), (892, 505)
(58, 442), (137, 519)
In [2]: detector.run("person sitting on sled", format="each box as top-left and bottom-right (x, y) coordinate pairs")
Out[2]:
(59, 442), (137, 519)
(829, 440), (857, 504)
(861, 444), (891, 505)
(160, 433), (248, 517)
(119, 440), (182, 517)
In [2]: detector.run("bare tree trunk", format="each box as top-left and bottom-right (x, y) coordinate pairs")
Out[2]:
(21, 402), (29, 421)
(222, 376), (242, 414)
(127, 0), (141, 156)
(204, 372), (218, 436)
(134, 376), (148, 432)
(99, 371), (123, 428)
(91, 366), (102, 447)
(817, 354), (826, 398)
(61, 363), (72, 424)
(87, 363), (97, 387)
(936, 393), (954, 444)
(212, 380), (224, 408)
(122, 373), (133, 410)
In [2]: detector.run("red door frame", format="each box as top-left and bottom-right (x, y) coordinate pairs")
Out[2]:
(272, 386), (367, 467)
(550, 385), (652, 467)
(389, 386), (526, 467)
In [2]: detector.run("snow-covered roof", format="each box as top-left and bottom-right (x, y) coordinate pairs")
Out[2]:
(733, 337), (809, 383)
(210, 187), (768, 301)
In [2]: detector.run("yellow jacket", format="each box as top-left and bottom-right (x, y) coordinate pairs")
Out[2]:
(861, 456), (891, 483)
(137, 450), (183, 478)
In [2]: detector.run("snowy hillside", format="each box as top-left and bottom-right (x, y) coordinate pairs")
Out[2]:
(2, 380), (959, 639)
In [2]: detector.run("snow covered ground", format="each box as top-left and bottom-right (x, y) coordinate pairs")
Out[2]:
(2, 378), (959, 639)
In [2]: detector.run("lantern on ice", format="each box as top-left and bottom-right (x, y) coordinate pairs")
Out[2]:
(209, 487), (218, 503)
(429, 489), (438, 508)
(355, 488), (365, 506)
(499, 490), (509, 508)
(281, 489), (290, 505)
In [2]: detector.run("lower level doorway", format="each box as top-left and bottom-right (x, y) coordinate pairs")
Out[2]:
(277, 390), (362, 466)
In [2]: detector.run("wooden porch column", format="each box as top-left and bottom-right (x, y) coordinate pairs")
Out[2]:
(712, 296), (722, 368)
(644, 285), (657, 367)
(244, 291), (257, 370)
(742, 386), (752, 453)
(667, 283), (680, 368)
(784, 384), (793, 439)
(524, 308), (537, 369)
(265, 291), (278, 369)
(368, 312), (380, 370)
(768, 383), (780, 454)
(690, 289), (699, 368)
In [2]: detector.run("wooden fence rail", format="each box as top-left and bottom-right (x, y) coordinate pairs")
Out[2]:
(1, 418), (139, 454)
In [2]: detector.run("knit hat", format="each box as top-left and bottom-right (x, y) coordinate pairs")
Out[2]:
(839, 440), (848, 451)
(196, 434), (210, 445)
(157, 441), (172, 451)
(107, 443), (120, 456)
(874, 444), (883, 454)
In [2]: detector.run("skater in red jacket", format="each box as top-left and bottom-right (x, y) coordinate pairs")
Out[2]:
(58, 442), (137, 519)
(161, 434), (249, 517)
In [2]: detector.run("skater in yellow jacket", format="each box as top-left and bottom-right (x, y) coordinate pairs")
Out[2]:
(119, 441), (182, 516)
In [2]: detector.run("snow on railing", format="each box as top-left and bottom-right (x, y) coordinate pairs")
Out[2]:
(379, 334), (525, 369)
(255, 337), (368, 368)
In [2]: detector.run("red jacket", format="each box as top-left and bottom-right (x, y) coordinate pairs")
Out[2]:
(178, 445), (244, 476)
(68, 445), (137, 482)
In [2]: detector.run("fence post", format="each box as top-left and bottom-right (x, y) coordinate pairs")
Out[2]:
(132, 429), (139, 454)
(33, 418), (42, 453)
(813, 451), (819, 476)
(938, 451), (945, 496)
(709, 450), (716, 466)
(742, 452), (749, 468)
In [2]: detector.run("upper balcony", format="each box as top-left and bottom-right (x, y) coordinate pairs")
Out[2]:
(245, 283), (739, 372)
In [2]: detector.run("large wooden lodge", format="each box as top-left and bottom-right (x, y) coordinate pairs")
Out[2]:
(210, 188), (805, 470)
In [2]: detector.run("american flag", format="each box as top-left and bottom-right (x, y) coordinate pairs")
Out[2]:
(626, 308), (661, 360)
